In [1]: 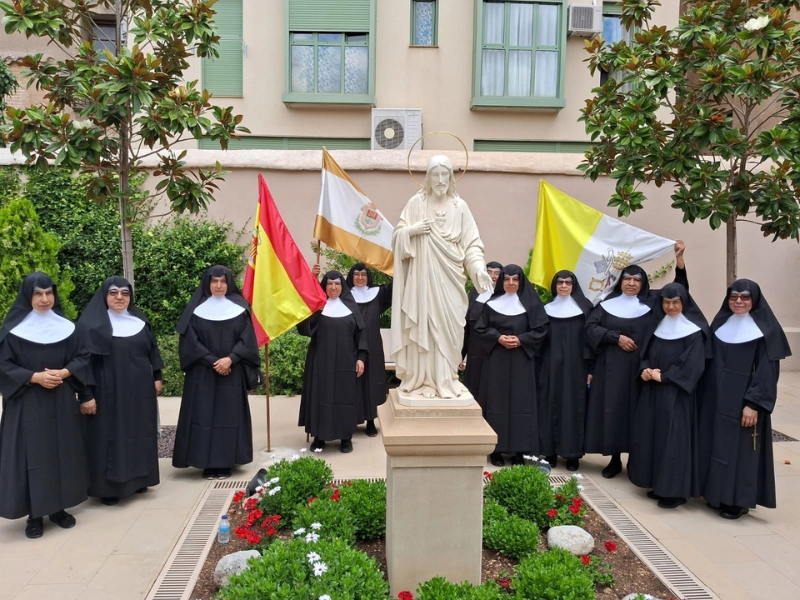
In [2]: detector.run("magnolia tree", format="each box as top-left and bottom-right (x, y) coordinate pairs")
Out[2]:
(0, 0), (249, 284)
(580, 0), (800, 283)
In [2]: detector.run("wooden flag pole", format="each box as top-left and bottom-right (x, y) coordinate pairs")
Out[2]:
(265, 347), (271, 452)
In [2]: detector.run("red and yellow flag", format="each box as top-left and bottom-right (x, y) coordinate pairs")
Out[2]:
(243, 175), (327, 346)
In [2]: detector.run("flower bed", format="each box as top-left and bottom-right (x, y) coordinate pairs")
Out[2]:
(189, 454), (675, 599)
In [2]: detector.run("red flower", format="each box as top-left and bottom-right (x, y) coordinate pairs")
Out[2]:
(498, 578), (511, 588)
(571, 496), (582, 507)
(264, 526), (277, 537)
(244, 497), (258, 511)
(547, 509), (558, 517)
(398, 592), (413, 600)
(249, 508), (264, 521)
(604, 541), (617, 552)
(234, 526), (249, 539)
(343, 480), (352, 487)
(581, 555), (591, 565)
(308, 497), (317, 506)
(331, 489), (341, 502)
(247, 531), (263, 545)
(232, 491), (245, 502)
(569, 505), (580, 515)
(555, 493), (565, 501)
(483, 471), (493, 479)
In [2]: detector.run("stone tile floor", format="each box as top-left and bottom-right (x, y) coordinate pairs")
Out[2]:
(2, 373), (800, 599)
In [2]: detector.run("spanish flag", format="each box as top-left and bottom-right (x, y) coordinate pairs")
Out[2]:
(313, 148), (394, 275)
(243, 175), (327, 346)
(530, 180), (674, 304)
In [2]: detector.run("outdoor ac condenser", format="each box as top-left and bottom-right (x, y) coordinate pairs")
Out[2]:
(568, 4), (603, 37)
(371, 108), (423, 151)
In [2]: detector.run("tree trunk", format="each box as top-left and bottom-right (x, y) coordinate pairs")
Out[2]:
(116, 0), (135, 286)
(726, 216), (737, 286)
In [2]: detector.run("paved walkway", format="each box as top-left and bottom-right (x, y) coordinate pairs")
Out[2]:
(2, 374), (800, 599)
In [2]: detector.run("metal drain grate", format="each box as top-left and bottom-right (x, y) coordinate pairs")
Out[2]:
(574, 474), (719, 600)
(145, 481), (245, 600)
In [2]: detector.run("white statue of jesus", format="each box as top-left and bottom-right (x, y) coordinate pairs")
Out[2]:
(390, 155), (494, 399)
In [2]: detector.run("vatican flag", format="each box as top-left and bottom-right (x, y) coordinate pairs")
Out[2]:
(530, 180), (675, 304)
(313, 148), (394, 275)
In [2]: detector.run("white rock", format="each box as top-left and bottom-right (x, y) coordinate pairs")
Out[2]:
(546, 525), (595, 555)
(214, 550), (261, 588)
(621, 595), (663, 600)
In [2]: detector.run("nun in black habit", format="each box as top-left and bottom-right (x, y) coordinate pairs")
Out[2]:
(172, 266), (260, 479)
(475, 264), (549, 467)
(700, 280), (791, 519)
(0, 272), (90, 538)
(460, 261), (503, 398)
(298, 271), (367, 453)
(585, 241), (687, 478)
(345, 263), (392, 437)
(77, 277), (164, 505)
(628, 283), (710, 509)
(538, 270), (593, 472)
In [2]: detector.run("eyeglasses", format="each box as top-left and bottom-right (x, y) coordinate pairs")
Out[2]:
(108, 290), (131, 297)
(729, 293), (752, 302)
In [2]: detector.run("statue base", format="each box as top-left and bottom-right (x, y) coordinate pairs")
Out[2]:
(378, 389), (497, 595)
(396, 381), (475, 407)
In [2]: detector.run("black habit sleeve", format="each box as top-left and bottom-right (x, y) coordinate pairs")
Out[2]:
(297, 312), (322, 337)
(517, 324), (549, 359)
(474, 305), (501, 353)
(653, 332), (706, 395)
(0, 339), (34, 401)
(178, 318), (218, 370)
(379, 282), (394, 313)
(743, 340), (780, 414)
(585, 306), (618, 354)
(228, 315), (261, 367)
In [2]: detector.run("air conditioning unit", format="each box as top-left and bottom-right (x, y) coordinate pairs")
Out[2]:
(568, 4), (603, 37)
(371, 109), (423, 150)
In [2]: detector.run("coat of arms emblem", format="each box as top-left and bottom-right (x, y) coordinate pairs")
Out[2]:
(354, 203), (383, 237)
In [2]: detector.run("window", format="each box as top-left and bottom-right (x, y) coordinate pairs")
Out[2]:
(411, 1), (438, 46)
(91, 17), (117, 56)
(202, 0), (244, 97)
(474, 139), (593, 153)
(198, 137), (371, 150)
(601, 3), (633, 89)
(472, 0), (566, 109)
(284, 0), (376, 105)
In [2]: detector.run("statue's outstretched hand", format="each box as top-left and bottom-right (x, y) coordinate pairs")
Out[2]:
(475, 269), (494, 292)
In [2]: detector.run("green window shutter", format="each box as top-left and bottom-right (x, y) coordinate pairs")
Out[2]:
(474, 140), (593, 153)
(203, 0), (243, 96)
(199, 137), (371, 150)
(288, 0), (371, 32)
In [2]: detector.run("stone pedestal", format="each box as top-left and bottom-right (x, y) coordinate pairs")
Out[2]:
(378, 389), (497, 595)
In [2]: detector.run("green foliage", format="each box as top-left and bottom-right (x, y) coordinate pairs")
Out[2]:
(0, 198), (75, 319)
(548, 477), (587, 528)
(483, 466), (556, 530)
(0, 166), (20, 205)
(482, 513), (540, 560)
(580, 0), (800, 248)
(257, 457), (333, 525)
(582, 555), (615, 589)
(266, 328), (311, 395)
(130, 216), (246, 335)
(512, 548), (595, 600)
(482, 498), (509, 530)
(292, 498), (357, 546)
(0, 60), (17, 143)
(415, 576), (506, 600)
(156, 334), (183, 396)
(218, 536), (391, 600)
(337, 479), (386, 540)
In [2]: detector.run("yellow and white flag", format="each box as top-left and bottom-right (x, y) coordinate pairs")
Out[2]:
(313, 148), (394, 275)
(530, 180), (674, 304)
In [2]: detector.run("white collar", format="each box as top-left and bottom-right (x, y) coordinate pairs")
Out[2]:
(321, 297), (352, 318)
(715, 313), (764, 344)
(10, 309), (75, 343)
(193, 296), (246, 321)
(350, 286), (380, 304)
(476, 290), (493, 304)
(601, 293), (651, 318)
(545, 295), (583, 318)
(107, 309), (146, 337)
(487, 293), (526, 316)
(654, 313), (700, 340)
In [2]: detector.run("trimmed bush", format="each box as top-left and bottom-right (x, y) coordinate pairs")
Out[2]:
(337, 479), (386, 540)
(483, 513), (540, 560)
(512, 548), (595, 600)
(484, 465), (556, 529)
(415, 576), (506, 600)
(156, 333), (183, 396)
(265, 328), (310, 396)
(291, 498), (357, 546)
(257, 457), (333, 525)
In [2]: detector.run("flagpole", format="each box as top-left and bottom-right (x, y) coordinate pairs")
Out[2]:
(265, 347), (271, 452)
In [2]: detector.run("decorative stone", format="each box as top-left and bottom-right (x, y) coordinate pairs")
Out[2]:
(214, 550), (261, 588)
(622, 595), (663, 600)
(546, 525), (595, 555)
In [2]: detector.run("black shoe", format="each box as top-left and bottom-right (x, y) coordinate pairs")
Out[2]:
(657, 497), (686, 509)
(135, 487), (148, 494)
(601, 455), (622, 479)
(365, 420), (379, 437)
(202, 469), (217, 480)
(340, 439), (353, 453)
(511, 453), (524, 466)
(545, 455), (558, 468)
(216, 468), (232, 480)
(646, 490), (662, 501)
(489, 453), (504, 467)
(566, 458), (579, 472)
(25, 517), (43, 539)
(720, 506), (749, 520)
(48, 510), (76, 529)
(311, 438), (326, 451)
(100, 497), (119, 506)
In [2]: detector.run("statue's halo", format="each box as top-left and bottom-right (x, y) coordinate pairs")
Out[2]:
(406, 130), (469, 188)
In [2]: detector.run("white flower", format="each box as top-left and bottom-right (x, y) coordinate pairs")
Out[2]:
(307, 551), (321, 563)
(319, 596), (332, 600)
(572, 473), (584, 479)
(306, 532), (320, 543)
(72, 119), (94, 130)
(294, 527), (307, 536)
(312, 561), (328, 576)
(268, 486), (281, 496)
(270, 453), (276, 459)
(270, 477), (280, 484)
(578, 484), (585, 491)
(291, 453), (300, 460)
(313, 448), (323, 453)
(300, 448), (308, 453)
(744, 15), (770, 31)
(310, 522), (322, 530)
(255, 485), (263, 493)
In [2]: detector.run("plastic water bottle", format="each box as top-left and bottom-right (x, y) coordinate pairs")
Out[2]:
(218, 515), (230, 544)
